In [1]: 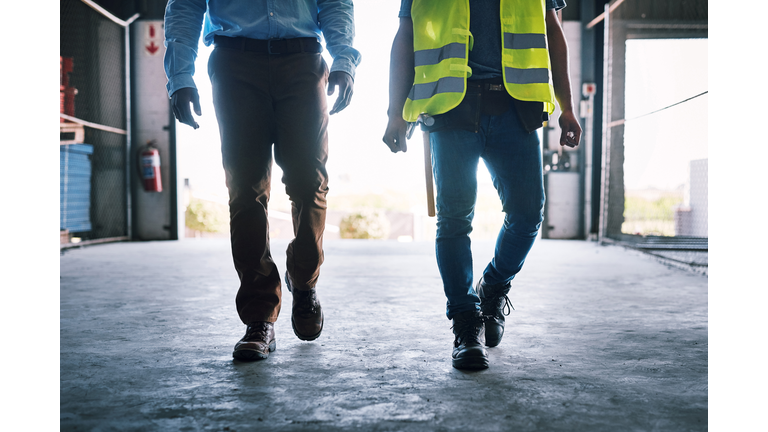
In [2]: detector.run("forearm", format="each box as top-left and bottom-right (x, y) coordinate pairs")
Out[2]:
(317, 0), (362, 78)
(546, 12), (574, 113)
(163, 0), (207, 96)
(387, 18), (415, 121)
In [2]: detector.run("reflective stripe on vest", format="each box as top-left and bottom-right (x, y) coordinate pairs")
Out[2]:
(414, 42), (466, 67)
(403, 0), (556, 122)
(505, 67), (550, 84)
(408, 77), (465, 101)
(503, 33), (547, 50)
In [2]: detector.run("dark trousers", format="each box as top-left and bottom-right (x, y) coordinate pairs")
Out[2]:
(208, 44), (330, 324)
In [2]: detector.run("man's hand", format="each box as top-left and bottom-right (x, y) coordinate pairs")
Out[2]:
(382, 114), (409, 153)
(171, 87), (202, 129)
(559, 109), (582, 148)
(327, 71), (354, 115)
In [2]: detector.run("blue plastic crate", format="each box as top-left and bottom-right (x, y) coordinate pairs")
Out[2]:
(60, 144), (94, 233)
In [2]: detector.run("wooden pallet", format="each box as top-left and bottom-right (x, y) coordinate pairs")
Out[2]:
(60, 122), (85, 144)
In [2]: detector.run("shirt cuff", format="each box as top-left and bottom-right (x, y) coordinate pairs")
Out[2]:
(165, 74), (197, 97)
(166, 74), (197, 98)
(329, 58), (357, 80)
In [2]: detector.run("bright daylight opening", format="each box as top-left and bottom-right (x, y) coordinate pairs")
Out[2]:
(622, 38), (708, 237)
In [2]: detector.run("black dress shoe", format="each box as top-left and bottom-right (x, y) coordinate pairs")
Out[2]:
(476, 277), (513, 347)
(285, 273), (324, 341)
(233, 321), (276, 361)
(451, 310), (489, 370)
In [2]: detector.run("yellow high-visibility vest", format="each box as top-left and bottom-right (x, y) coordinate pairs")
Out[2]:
(403, 0), (556, 122)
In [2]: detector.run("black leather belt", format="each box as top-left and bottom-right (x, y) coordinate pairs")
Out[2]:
(214, 35), (322, 54)
(467, 78), (506, 92)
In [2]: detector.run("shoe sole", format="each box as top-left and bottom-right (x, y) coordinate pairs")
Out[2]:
(232, 340), (276, 361)
(452, 355), (490, 370)
(292, 313), (323, 341)
(452, 347), (490, 370)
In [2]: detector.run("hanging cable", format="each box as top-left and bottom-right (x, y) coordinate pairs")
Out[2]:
(607, 91), (708, 128)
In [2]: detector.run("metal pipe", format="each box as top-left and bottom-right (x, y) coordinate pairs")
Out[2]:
(59, 113), (127, 135)
(125, 13), (140, 26)
(125, 14), (139, 240)
(586, 0), (626, 30)
(80, 0), (131, 27)
(582, 92), (595, 239)
(598, 3), (611, 242)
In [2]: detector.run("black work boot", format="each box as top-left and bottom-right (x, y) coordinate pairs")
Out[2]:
(233, 322), (276, 361)
(451, 310), (489, 370)
(286, 273), (324, 341)
(476, 277), (513, 347)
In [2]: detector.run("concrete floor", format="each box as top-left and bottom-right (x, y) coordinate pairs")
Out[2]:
(60, 238), (707, 431)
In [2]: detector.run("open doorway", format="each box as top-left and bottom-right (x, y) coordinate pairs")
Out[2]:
(622, 38), (708, 237)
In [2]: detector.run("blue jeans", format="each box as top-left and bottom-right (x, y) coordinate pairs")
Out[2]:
(431, 103), (545, 320)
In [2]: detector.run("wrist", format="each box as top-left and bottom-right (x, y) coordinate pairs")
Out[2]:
(387, 108), (405, 121)
(558, 103), (575, 115)
(559, 94), (575, 112)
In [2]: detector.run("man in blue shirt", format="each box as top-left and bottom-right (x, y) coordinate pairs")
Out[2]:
(164, 0), (361, 362)
(383, 0), (580, 369)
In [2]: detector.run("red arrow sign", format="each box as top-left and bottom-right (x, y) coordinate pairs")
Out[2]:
(146, 41), (159, 55)
(149, 24), (156, 38)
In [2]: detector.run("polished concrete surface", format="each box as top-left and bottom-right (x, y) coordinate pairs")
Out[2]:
(60, 238), (707, 431)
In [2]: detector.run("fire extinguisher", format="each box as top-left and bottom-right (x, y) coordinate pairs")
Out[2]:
(140, 140), (163, 192)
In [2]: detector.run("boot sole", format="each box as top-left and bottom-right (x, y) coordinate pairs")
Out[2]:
(452, 347), (490, 370)
(292, 313), (323, 341)
(452, 355), (490, 370)
(232, 340), (276, 361)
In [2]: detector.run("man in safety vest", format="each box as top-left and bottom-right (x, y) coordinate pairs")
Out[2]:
(383, 0), (581, 370)
(165, 0), (361, 362)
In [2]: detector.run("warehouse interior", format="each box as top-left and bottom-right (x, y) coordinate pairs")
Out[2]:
(5, 0), (753, 429)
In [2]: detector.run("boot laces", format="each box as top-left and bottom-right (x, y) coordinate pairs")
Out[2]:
(482, 292), (514, 319)
(245, 322), (270, 339)
(451, 315), (484, 343)
(500, 294), (514, 316)
(295, 291), (319, 315)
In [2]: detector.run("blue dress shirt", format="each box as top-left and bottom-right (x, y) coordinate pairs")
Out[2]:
(163, 0), (362, 97)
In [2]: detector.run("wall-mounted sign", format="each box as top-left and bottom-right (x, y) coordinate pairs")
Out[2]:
(144, 22), (163, 56)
